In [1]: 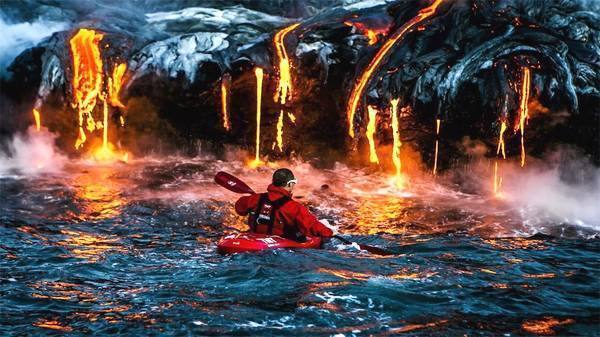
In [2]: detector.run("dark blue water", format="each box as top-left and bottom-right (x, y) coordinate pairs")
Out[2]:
(1, 158), (598, 336)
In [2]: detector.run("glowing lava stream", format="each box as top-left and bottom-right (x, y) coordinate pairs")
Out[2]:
(220, 76), (231, 131)
(366, 105), (379, 164)
(70, 28), (105, 149)
(273, 23), (300, 105)
(515, 67), (531, 167)
(33, 108), (41, 131)
(253, 67), (264, 165)
(108, 63), (127, 109)
(433, 119), (441, 175)
(275, 110), (284, 152)
(390, 99), (402, 187)
(493, 121), (508, 197)
(346, 0), (444, 138)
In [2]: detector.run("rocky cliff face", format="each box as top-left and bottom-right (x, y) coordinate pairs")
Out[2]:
(1, 0), (598, 165)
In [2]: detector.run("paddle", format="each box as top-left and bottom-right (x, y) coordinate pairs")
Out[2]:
(214, 171), (394, 256)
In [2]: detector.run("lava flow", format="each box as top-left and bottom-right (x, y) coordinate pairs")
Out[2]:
(433, 119), (441, 175)
(32, 108), (41, 131)
(493, 120), (508, 197)
(390, 99), (403, 187)
(515, 67), (531, 167)
(251, 67), (264, 167)
(220, 74), (231, 131)
(108, 63), (127, 109)
(273, 23), (300, 105)
(70, 28), (104, 149)
(346, 0), (444, 138)
(366, 105), (379, 164)
(275, 110), (284, 152)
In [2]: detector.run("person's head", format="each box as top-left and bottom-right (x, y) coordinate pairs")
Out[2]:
(272, 168), (297, 193)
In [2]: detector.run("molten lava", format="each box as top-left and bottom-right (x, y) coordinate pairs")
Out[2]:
(273, 23), (300, 105)
(346, 0), (444, 138)
(433, 119), (441, 175)
(221, 74), (231, 131)
(108, 63), (127, 108)
(252, 67), (264, 166)
(33, 108), (41, 131)
(390, 99), (402, 187)
(366, 105), (379, 164)
(275, 110), (284, 152)
(515, 67), (531, 167)
(70, 28), (104, 149)
(496, 120), (507, 159)
(493, 160), (502, 197)
(343, 21), (387, 45)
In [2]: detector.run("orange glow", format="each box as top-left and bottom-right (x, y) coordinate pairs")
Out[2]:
(102, 99), (108, 150)
(390, 98), (402, 187)
(346, 0), (444, 138)
(273, 23), (300, 105)
(33, 108), (41, 131)
(33, 319), (73, 332)
(496, 120), (507, 159)
(108, 63), (127, 108)
(515, 67), (531, 167)
(252, 67), (263, 166)
(522, 317), (575, 335)
(70, 28), (104, 149)
(343, 21), (388, 45)
(220, 75), (230, 130)
(366, 105), (379, 164)
(433, 118), (441, 175)
(276, 109), (284, 152)
(119, 115), (125, 127)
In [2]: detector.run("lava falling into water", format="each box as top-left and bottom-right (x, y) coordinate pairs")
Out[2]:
(252, 67), (264, 166)
(220, 74), (231, 131)
(70, 28), (104, 149)
(366, 105), (379, 164)
(273, 23), (300, 105)
(493, 121), (508, 197)
(32, 108), (41, 131)
(346, 0), (444, 138)
(390, 99), (403, 187)
(433, 119), (441, 175)
(515, 67), (531, 167)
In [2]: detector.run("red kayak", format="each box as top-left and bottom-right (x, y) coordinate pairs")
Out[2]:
(217, 233), (322, 254)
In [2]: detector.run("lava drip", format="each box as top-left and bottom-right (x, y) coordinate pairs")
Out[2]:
(390, 99), (403, 187)
(433, 119), (441, 175)
(493, 121), (508, 197)
(32, 108), (41, 131)
(252, 67), (264, 167)
(70, 28), (104, 149)
(274, 110), (284, 152)
(366, 105), (379, 164)
(221, 73), (231, 131)
(346, 0), (444, 138)
(515, 67), (531, 167)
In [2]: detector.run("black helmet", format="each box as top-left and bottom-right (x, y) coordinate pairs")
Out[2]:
(272, 168), (296, 187)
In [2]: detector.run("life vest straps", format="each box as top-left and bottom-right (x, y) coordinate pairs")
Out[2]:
(252, 193), (291, 235)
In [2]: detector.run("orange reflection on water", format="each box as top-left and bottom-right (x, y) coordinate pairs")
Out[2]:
(353, 198), (413, 235)
(388, 319), (449, 334)
(57, 229), (125, 261)
(483, 238), (547, 250)
(33, 318), (73, 332)
(523, 273), (555, 279)
(317, 268), (373, 281)
(30, 281), (97, 303)
(72, 167), (126, 219)
(522, 317), (575, 335)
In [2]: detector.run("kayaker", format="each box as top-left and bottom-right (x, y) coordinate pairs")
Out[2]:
(234, 168), (334, 242)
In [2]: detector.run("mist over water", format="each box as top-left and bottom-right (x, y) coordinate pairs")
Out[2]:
(0, 127), (67, 176)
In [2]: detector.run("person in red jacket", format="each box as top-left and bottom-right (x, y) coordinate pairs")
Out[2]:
(235, 168), (334, 241)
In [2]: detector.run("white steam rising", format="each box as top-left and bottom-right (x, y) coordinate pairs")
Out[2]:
(0, 127), (67, 176)
(0, 15), (68, 75)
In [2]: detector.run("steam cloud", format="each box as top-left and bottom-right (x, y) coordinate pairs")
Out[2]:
(0, 126), (67, 176)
